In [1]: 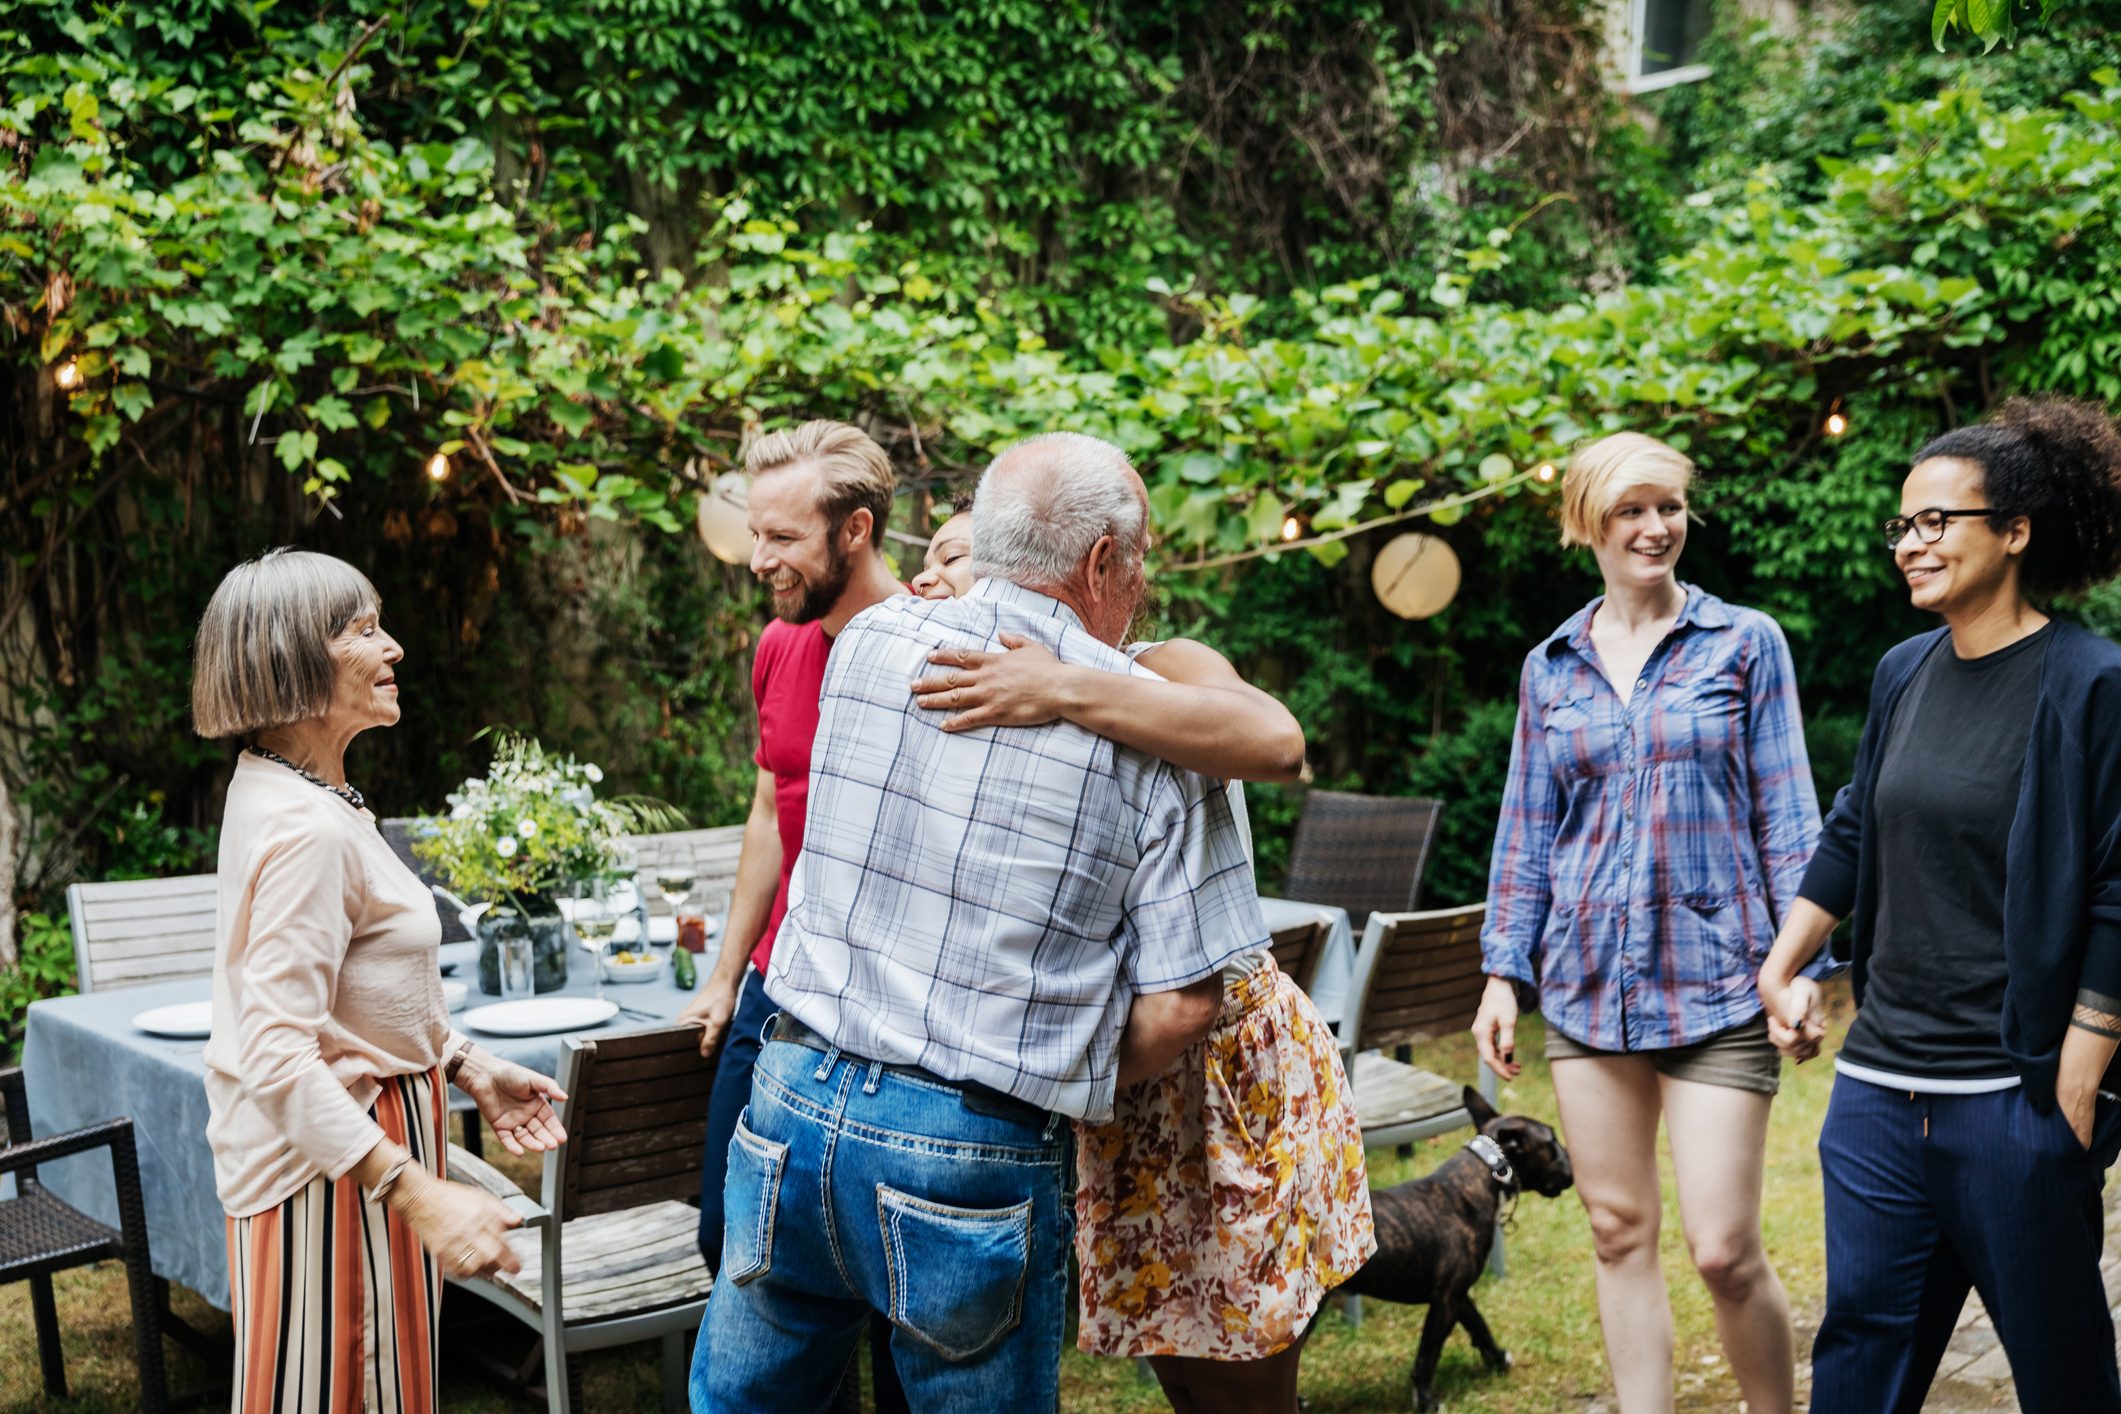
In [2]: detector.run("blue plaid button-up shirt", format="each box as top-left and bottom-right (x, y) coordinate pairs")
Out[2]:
(765, 577), (1266, 1122)
(1481, 586), (1823, 1052)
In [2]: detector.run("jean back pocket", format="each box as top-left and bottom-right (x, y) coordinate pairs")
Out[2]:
(876, 1184), (1032, 1361)
(722, 1111), (788, 1287)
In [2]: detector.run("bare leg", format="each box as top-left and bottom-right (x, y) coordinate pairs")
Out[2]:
(1660, 1075), (1794, 1414)
(1550, 1055), (1674, 1414)
(1147, 1327), (1310, 1414)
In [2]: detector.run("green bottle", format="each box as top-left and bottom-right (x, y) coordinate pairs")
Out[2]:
(672, 945), (697, 990)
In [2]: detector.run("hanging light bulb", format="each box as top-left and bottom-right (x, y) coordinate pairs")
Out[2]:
(1824, 411), (1848, 438)
(425, 451), (451, 482)
(1533, 461), (1558, 484)
(52, 358), (80, 391)
(1280, 516), (1303, 543)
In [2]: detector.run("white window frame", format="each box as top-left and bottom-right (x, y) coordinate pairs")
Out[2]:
(1617, 0), (1713, 94)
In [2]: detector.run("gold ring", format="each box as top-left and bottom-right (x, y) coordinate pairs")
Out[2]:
(460, 1246), (478, 1269)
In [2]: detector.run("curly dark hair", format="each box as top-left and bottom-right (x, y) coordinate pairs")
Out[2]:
(1914, 396), (2121, 599)
(949, 490), (976, 515)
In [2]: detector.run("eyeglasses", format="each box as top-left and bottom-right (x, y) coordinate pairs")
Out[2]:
(1881, 507), (2016, 551)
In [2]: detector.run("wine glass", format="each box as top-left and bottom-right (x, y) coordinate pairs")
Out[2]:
(655, 854), (697, 947)
(571, 877), (620, 1002)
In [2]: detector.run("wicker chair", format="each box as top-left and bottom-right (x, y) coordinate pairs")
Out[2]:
(0, 1066), (168, 1411)
(379, 817), (474, 943)
(1281, 790), (1444, 933)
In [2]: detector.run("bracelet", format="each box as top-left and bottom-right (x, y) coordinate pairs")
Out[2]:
(367, 1153), (412, 1205)
(444, 1036), (477, 1085)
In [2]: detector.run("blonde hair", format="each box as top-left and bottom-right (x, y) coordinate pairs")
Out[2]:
(745, 419), (895, 547)
(1559, 433), (1694, 547)
(191, 549), (379, 738)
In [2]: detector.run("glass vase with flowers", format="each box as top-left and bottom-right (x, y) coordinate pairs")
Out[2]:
(412, 734), (681, 995)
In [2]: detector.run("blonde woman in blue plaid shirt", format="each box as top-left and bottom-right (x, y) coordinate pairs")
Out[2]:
(1471, 434), (1822, 1414)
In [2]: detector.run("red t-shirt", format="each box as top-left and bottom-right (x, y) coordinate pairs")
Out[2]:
(747, 618), (831, 976)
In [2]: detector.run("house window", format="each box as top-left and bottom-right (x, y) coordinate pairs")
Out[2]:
(1623, 0), (1712, 92)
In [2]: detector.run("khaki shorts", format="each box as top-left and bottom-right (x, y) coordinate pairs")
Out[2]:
(1544, 1012), (1780, 1096)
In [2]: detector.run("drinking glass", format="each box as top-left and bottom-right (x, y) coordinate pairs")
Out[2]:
(655, 853), (697, 925)
(496, 933), (535, 1002)
(571, 877), (620, 1002)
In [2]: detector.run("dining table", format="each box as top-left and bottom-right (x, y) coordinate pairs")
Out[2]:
(21, 893), (1352, 1313)
(21, 932), (717, 1312)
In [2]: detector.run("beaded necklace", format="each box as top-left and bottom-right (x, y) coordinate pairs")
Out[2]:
(247, 745), (367, 812)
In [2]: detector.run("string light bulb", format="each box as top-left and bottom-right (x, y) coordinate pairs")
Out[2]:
(52, 358), (80, 391)
(1824, 403), (1849, 438)
(425, 451), (451, 482)
(1533, 461), (1558, 484)
(1280, 516), (1303, 543)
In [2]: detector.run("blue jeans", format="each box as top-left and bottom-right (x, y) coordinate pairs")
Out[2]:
(1814, 1072), (2121, 1414)
(689, 1033), (1072, 1413)
(696, 969), (777, 1268)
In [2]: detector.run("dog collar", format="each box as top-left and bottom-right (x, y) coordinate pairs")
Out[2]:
(1465, 1134), (1519, 1194)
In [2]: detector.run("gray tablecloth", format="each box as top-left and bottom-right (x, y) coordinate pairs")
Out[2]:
(1256, 896), (1356, 1024)
(22, 934), (720, 1311)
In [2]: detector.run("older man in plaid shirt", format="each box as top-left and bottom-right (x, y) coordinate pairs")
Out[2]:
(690, 432), (1268, 1412)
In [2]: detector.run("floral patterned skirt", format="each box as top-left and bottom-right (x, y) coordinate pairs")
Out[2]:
(1074, 956), (1376, 1360)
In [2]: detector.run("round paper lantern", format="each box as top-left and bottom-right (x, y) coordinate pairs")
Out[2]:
(696, 471), (752, 565)
(1371, 532), (1461, 619)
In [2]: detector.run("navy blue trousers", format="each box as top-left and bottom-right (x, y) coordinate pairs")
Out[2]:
(1814, 1072), (2121, 1414)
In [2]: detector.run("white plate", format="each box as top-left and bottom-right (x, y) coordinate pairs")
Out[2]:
(132, 1001), (214, 1039)
(442, 981), (468, 1012)
(461, 997), (619, 1037)
(602, 953), (664, 984)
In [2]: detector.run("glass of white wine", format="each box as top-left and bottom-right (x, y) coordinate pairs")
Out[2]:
(655, 855), (697, 941)
(571, 876), (620, 1002)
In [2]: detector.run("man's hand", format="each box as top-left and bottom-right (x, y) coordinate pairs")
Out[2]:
(1116, 976), (1221, 1088)
(679, 971), (742, 1059)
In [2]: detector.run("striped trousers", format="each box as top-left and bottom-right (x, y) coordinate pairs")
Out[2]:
(226, 1069), (447, 1414)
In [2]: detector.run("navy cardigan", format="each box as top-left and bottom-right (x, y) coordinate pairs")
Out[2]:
(1797, 620), (2121, 1109)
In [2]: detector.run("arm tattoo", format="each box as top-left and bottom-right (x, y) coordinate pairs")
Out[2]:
(2071, 1003), (2121, 1040)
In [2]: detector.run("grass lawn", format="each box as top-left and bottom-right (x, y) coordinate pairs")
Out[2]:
(0, 993), (1849, 1412)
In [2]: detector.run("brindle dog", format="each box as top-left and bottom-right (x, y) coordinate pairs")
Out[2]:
(1337, 1085), (1575, 1412)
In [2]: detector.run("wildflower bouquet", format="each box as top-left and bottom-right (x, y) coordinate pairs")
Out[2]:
(412, 733), (681, 912)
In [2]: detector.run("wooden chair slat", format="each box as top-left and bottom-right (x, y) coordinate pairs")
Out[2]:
(576, 1123), (710, 1166)
(67, 875), (220, 994)
(569, 1171), (702, 1219)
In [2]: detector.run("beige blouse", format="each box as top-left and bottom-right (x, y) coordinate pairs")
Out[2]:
(204, 752), (456, 1217)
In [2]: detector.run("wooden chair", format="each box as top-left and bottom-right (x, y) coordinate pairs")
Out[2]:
(1267, 914), (1332, 993)
(1337, 903), (1501, 1317)
(445, 1026), (716, 1414)
(65, 874), (217, 994)
(0, 1067), (169, 1410)
(1340, 902), (1495, 1146)
(1282, 791), (1444, 933)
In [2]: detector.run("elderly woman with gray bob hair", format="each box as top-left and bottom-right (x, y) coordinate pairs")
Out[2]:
(193, 547), (568, 1413)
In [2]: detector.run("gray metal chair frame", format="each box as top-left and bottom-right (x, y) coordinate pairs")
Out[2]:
(444, 1025), (717, 1413)
(1281, 790), (1444, 933)
(0, 1066), (169, 1410)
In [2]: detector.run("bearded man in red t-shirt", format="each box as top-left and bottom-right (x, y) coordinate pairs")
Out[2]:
(681, 422), (903, 1264)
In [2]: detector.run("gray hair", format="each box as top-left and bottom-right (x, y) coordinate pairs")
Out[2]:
(971, 433), (1146, 587)
(191, 548), (380, 738)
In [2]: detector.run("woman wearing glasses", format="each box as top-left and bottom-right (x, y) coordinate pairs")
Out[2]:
(1757, 397), (2121, 1412)
(1473, 432), (1821, 1414)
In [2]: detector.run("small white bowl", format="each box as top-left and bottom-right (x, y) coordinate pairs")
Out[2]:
(601, 951), (665, 984)
(442, 981), (468, 1012)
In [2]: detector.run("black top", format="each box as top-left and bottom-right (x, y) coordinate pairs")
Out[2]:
(1837, 623), (2054, 1078)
